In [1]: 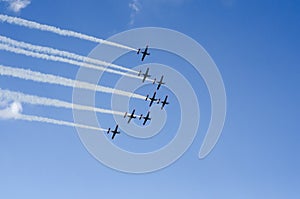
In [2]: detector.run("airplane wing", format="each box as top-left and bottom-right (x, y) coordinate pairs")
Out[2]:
(128, 117), (132, 123)
(149, 100), (154, 107)
(142, 117), (148, 125)
(143, 119), (147, 125)
(114, 125), (119, 132)
(157, 84), (161, 90)
(141, 53), (146, 61)
(142, 75), (147, 82)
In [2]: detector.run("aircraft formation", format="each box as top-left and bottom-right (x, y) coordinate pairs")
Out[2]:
(107, 45), (170, 140)
(0, 15), (173, 138)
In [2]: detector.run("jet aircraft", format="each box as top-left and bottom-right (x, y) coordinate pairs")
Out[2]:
(138, 67), (151, 83)
(146, 92), (158, 107)
(156, 75), (165, 90)
(107, 124), (120, 140)
(137, 45), (150, 61)
(160, 95), (169, 110)
(124, 109), (137, 123)
(142, 111), (151, 125)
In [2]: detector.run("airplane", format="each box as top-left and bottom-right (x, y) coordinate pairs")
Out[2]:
(107, 124), (120, 140)
(126, 109), (136, 123)
(160, 95), (169, 110)
(142, 111), (151, 125)
(156, 75), (165, 90)
(137, 45), (150, 61)
(145, 92), (158, 107)
(138, 67), (151, 83)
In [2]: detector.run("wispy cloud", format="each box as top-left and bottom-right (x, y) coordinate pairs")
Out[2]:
(0, 0), (31, 13)
(129, 0), (141, 25)
(0, 100), (22, 119)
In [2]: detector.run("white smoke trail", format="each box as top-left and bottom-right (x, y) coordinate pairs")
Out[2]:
(0, 35), (138, 74)
(0, 14), (137, 51)
(0, 64), (145, 100)
(0, 88), (125, 116)
(14, 113), (106, 132)
(0, 43), (144, 81)
(0, 100), (104, 131)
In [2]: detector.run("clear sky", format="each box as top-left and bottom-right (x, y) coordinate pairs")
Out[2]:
(0, 0), (299, 198)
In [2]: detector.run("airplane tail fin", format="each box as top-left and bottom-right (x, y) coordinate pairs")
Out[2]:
(137, 49), (141, 54)
(124, 112), (127, 118)
(145, 95), (149, 101)
(107, 128), (111, 134)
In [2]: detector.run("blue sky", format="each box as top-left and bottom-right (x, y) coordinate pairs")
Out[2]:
(0, 0), (299, 198)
